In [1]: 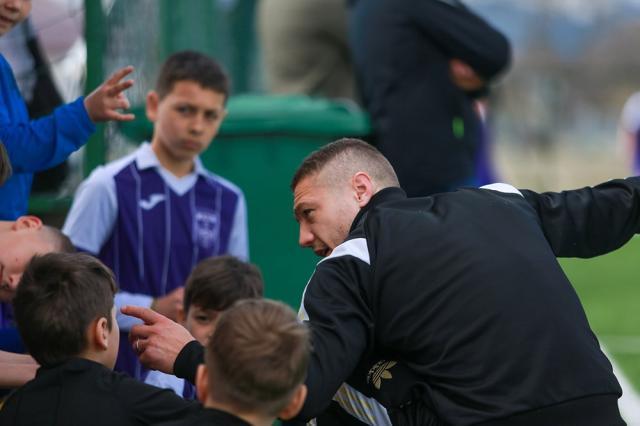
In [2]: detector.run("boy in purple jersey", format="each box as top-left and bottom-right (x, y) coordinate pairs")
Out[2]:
(145, 255), (263, 398)
(63, 51), (249, 379)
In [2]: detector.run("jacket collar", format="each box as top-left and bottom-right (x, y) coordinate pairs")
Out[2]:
(350, 186), (407, 233)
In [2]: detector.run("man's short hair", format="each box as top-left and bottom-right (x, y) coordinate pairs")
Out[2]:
(0, 141), (11, 186)
(184, 255), (263, 313)
(13, 253), (117, 367)
(206, 299), (310, 417)
(290, 138), (400, 190)
(155, 50), (230, 102)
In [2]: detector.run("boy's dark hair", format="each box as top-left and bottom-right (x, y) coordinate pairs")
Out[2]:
(184, 255), (263, 313)
(0, 141), (11, 186)
(13, 253), (117, 367)
(155, 50), (230, 101)
(206, 299), (310, 417)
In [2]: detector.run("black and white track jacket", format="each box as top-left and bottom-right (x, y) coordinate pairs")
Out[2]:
(295, 181), (637, 425)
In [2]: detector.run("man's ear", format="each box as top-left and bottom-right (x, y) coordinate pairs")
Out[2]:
(352, 172), (375, 208)
(12, 215), (43, 231)
(278, 384), (308, 420)
(195, 363), (209, 403)
(145, 91), (159, 122)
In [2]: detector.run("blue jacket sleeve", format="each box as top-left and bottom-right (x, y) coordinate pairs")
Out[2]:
(0, 97), (96, 173)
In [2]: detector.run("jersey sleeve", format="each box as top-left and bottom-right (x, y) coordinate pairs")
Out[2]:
(296, 241), (375, 421)
(0, 97), (95, 173)
(227, 191), (249, 260)
(521, 177), (640, 258)
(410, 0), (511, 81)
(63, 166), (118, 254)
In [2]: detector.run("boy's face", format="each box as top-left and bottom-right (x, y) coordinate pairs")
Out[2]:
(0, 225), (53, 302)
(184, 305), (220, 345)
(0, 0), (31, 36)
(147, 80), (226, 166)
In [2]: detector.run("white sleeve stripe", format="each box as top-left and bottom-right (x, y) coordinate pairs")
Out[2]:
(298, 238), (369, 323)
(480, 182), (524, 197)
(319, 238), (370, 265)
(333, 383), (391, 425)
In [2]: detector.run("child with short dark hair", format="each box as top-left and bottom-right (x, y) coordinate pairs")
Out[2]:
(0, 252), (197, 425)
(145, 255), (263, 397)
(159, 299), (310, 426)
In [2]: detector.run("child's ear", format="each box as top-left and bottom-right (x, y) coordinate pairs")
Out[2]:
(176, 306), (185, 325)
(145, 91), (159, 122)
(92, 317), (110, 351)
(12, 215), (43, 231)
(278, 384), (307, 420)
(195, 364), (209, 403)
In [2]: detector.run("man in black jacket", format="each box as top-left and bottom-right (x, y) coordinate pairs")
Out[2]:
(349, 0), (510, 196)
(127, 138), (630, 425)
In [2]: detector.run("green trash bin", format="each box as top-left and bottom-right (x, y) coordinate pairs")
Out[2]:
(119, 94), (371, 309)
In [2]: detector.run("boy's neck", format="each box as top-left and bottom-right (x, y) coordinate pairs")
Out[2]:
(204, 398), (273, 426)
(150, 140), (195, 178)
(76, 350), (110, 369)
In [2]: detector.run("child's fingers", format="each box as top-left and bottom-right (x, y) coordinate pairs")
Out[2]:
(110, 112), (136, 122)
(105, 65), (134, 84)
(107, 79), (134, 96)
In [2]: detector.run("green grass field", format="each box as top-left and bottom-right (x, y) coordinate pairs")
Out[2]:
(560, 236), (640, 391)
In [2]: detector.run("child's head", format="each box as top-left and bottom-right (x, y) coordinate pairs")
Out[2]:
(197, 299), (310, 423)
(146, 50), (230, 168)
(0, 216), (75, 302)
(13, 252), (119, 368)
(181, 255), (263, 345)
(0, 0), (31, 37)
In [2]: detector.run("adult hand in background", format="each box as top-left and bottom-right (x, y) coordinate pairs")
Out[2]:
(449, 59), (485, 92)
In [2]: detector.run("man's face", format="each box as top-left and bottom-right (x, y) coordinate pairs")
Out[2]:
(293, 174), (360, 257)
(147, 81), (227, 166)
(0, 227), (52, 301)
(184, 304), (220, 346)
(0, 0), (31, 36)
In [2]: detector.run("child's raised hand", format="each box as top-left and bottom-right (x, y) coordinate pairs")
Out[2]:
(84, 66), (135, 123)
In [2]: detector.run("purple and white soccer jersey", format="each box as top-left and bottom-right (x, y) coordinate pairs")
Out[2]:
(63, 143), (248, 378)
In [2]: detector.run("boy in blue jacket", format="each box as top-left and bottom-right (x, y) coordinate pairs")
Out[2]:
(0, 0), (135, 220)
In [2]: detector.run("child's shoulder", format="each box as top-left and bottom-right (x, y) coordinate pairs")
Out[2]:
(84, 146), (146, 185)
(198, 166), (245, 198)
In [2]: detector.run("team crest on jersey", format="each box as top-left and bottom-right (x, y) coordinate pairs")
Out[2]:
(367, 360), (397, 390)
(194, 210), (219, 248)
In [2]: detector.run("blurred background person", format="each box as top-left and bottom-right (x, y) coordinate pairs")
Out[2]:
(257, 0), (357, 102)
(348, 0), (511, 197)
